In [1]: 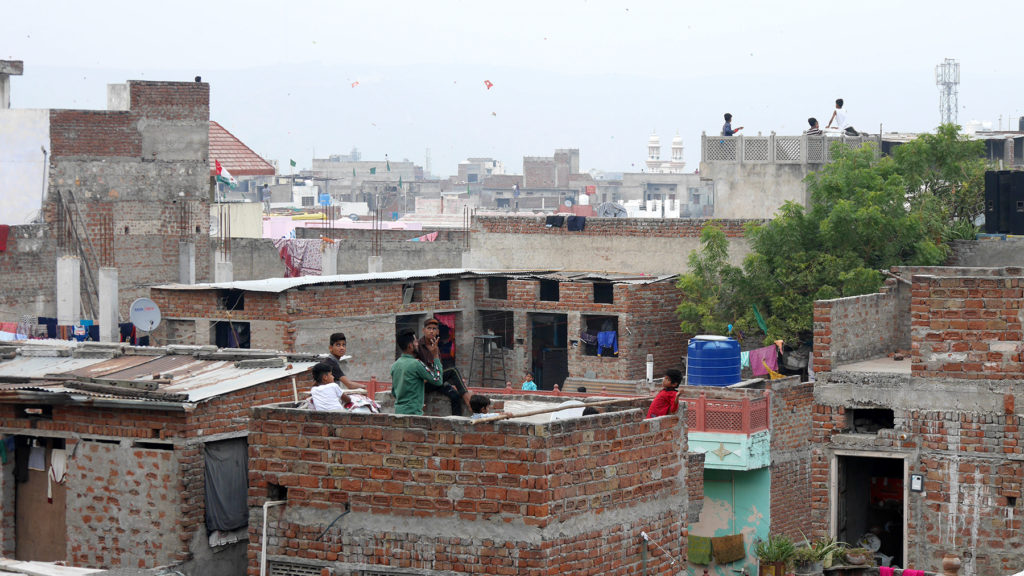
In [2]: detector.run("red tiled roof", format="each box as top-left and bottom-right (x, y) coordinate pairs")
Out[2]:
(208, 121), (276, 176)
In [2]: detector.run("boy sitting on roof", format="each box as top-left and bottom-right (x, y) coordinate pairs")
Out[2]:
(646, 369), (683, 419)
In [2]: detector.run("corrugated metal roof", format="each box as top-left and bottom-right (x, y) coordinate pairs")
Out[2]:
(153, 268), (672, 293)
(0, 356), (109, 379)
(64, 355), (157, 379)
(97, 355), (209, 381)
(162, 360), (318, 402)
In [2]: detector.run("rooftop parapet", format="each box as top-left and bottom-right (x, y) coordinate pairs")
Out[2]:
(701, 132), (881, 165)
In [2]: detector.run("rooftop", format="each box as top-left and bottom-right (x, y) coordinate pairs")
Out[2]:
(153, 268), (677, 293)
(0, 341), (317, 406)
(208, 120), (276, 177)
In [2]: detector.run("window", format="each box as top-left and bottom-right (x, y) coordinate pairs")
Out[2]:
(439, 280), (453, 301)
(581, 315), (618, 357)
(468, 174), (478, 183)
(487, 277), (508, 300)
(213, 321), (250, 349)
(539, 280), (559, 302)
(849, 408), (895, 433)
(480, 310), (514, 349)
(593, 282), (614, 304)
(301, 195), (314, 207)
(218, 290), (244, 311)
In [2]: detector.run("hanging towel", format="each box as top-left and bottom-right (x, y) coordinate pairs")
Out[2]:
(901, 570), (924, 576)
(545, 215), (565, 228)
(687, 534), (712, 565)
(711, 533), (746, 564)
(566, 215), (586, 231)
(596, 331), (618, 355)
(878, 567), (895, 576)
(740, 350), (750, 369)
(47, 448), (67, 503)
(748, 345), (778, 376)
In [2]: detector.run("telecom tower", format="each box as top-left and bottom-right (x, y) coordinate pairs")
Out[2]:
(935, 58), (960, 126)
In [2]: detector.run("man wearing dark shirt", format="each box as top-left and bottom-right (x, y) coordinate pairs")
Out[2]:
(324, 332), (357, 389)
(721, 113), (744, 136)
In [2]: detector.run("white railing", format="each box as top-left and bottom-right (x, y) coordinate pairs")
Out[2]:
(701, 132), (881, 165)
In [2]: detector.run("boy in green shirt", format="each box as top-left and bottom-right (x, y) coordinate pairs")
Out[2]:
(391, 330), (444, 415)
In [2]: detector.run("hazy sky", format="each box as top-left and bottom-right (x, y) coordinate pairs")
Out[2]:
(4, 0), (1023, 176)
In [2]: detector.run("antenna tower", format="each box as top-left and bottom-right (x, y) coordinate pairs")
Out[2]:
(935, 58), (960, 126)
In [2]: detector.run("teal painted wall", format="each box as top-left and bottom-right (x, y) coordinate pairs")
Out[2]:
(687, 468), (771, 576)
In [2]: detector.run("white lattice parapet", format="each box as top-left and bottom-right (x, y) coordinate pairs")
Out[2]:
(701, 132), (881, 165)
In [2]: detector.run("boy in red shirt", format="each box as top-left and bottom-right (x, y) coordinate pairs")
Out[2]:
(646, 369), (683, 418)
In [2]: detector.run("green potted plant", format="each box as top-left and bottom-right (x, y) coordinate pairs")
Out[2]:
(791, 547), (821, 575)
(793, 535), (846, 574)
(754, 534), (795, 576)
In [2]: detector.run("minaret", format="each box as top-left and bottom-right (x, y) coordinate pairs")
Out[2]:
(646, 132), (661, 172)
(670, 134), (685, 173)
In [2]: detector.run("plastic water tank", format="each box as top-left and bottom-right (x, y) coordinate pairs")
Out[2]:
(686, 335), (741, 387)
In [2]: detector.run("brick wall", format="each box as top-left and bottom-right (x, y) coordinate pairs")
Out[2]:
(523, 157), (558, 188)
(0, 372), (301, 568)
(766, 377), (814, 541)
(247, 400), (693, 575)
(0, 224), (55, 320)
(812, 281), (903, 374)
(475, 215), (757, 238)
(910, 272), (1024, 379)
(809, 398), (1024, 576)
(0, 80), (210, 326)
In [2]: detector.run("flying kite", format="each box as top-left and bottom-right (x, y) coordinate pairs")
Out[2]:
(484, 80), (493, 89)
(351, 81), (359, 88)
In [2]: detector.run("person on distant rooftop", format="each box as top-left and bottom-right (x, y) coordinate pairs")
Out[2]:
(804, 117), (823, 136)
(826, 98), (859, 135)
(721, 113), (744, 136)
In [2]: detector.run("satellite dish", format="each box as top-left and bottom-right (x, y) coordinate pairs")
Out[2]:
(129, 298), (162, 332)
(564, 199), (573, 208)
(348, 213), (360, 222)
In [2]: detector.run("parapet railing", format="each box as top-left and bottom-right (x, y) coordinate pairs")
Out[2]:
(701, 132), (881, 165)
(677, 390), (771, 435)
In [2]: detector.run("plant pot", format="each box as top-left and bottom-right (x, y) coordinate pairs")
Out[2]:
(845, 553), (867, 565)
(793, 560), (824, 575)
(758, 561), (787, 576)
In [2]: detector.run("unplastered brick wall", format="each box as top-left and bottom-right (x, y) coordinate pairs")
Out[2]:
(0, 374), (300, 567)
(812, 283), (902, 374)
(766, 377), (813, 541)
(247, 401), (693, 575)
(0, 224), (55, 321)
(475, 215), (757, 238)
(911, 269), (1024, 379)
(809, 395), (1024, 575)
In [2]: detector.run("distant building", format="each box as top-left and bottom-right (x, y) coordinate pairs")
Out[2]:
(645, 132), (687, 174)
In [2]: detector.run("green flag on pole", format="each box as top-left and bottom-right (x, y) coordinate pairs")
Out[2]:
(467, 184), (471, 194)
(398, 176), (403, 187)
(370, 167), (376, 175)
(289, 159), (297, 167)
(386, 159), (391, 172)
(352, 168), (356, 178)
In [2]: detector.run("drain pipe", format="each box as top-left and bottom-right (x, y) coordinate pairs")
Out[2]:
(260, 499), (287, 576)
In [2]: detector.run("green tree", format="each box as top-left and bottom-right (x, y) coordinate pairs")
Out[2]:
(677, 124), (982, 345)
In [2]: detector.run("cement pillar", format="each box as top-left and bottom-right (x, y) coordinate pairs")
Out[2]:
(178, 241), (196, 284)
(56, 256), (81, 326)
(214, 251), (233, 283)
(98, 267), (118, 343)
(322, 243), (340, 276)
(368, 255), (383, 273)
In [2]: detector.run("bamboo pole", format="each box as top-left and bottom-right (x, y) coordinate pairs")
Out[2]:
(469, 397), (634, 425)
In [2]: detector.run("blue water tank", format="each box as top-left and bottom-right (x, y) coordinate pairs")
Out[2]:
(686, 335), (741, 387)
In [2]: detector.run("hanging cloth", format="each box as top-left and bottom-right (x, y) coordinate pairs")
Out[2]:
(687, 534), (712, 565)
(47, 448), (67, 503)
(711, 533), (746, 564)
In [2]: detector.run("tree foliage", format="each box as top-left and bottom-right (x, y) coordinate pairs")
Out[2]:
(676, 124), (986, 345)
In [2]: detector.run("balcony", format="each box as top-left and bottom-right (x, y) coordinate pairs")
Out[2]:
(701, 132), (881, 166)
(679, 389), (772, 471)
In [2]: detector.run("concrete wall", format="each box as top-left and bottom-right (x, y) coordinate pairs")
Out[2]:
(210, 203), (263, 239)
(699, 161), (811, 219)
(0, 109), (49, 225)
(467, 216), (756, 275)
(212, 238), (286, 281)
(947, 238), (1024, 268)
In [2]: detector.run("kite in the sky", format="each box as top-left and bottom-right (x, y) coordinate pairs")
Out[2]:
(351, 81), (359, 88)
(484, 80), (493, 89)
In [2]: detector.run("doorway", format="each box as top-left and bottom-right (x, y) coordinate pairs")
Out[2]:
(530, 313), (567, 390)
(15, 436), (67, 561)
(394, 314), (423, 358)
(834, 454), (906, 569)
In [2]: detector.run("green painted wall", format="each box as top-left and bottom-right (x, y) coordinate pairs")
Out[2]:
(687, 467), (771, 576)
